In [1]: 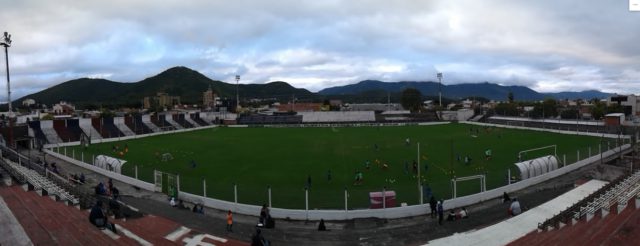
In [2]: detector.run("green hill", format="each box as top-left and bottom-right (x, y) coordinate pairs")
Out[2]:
(17, 66), (315, 108)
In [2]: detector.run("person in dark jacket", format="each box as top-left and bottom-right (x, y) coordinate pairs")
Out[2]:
(429, 196), (438, 218)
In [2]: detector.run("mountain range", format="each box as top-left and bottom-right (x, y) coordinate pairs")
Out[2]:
(16, 66), (610, 108)
(18, 66), (314, 108)
(318, 80), (610, 101)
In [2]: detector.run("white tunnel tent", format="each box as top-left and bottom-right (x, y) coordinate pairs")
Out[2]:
(514, 155), (559, 180)
(94, 155), (127, 174)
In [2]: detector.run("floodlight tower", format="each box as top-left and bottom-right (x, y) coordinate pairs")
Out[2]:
(235, 75), (240, 110)
(437, 72), (443, 107)
(1, 32), (11, 114)
(1, 31), (13, 148)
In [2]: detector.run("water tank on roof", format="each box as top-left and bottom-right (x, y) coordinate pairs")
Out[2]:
(514, 155), (559, 180)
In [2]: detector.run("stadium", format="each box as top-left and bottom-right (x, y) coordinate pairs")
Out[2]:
(2, 1), (640, 246)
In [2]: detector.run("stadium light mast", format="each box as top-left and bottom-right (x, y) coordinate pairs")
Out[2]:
(1, 31), (13, 148)
(235, 75), (240, 111)
(437, 72), (443, 107)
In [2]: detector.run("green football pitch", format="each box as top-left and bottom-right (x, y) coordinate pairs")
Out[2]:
(66, 123), (609, 209)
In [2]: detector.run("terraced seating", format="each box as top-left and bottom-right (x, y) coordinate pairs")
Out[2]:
(0, 185), (142, 245)
(66, 119), (84, 142)
(575, 170), (640, 220)
(164, 115), (184, 130)
(1, 159), (78, 205)
(101, 117), (124, 138)
(113, 117), (135, 136)
(173, 114), (194, 128)
(190, 113), (209, 126)
(53, 119), (77, 142)
(79, 118), (102, 140)
(184, 114), (201, 127)
(126, 115), (152, 134)
(40, 120), (63, 144)
(142, 115), (161, 132)
(27, 121), (49, 145)
(0, 165), (12, 186)
(151, 115), (176, 131)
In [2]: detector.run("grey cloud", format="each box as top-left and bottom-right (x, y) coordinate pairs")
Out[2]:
(1, 0), (639, 100)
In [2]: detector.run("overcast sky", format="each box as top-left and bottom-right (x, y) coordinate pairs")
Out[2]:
(0, 0), (639, 101)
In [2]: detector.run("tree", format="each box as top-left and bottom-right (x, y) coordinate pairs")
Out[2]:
(591, 102), (605, 120)
(494, 103), (519, 116)
(507, 91), (514, 103)
(530, 99), (558, 118)
(560, 109), (579, 119)
(401, 88), (423, 112)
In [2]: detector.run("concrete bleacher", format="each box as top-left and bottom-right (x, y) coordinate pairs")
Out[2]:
(0, 184), (247, 246)
(172, 114), (194, 128)
(1, 158), (79, 205)
(101, 117), (124, 138)
(66, 119), (84, 142)
(185, 114), (202, 127)
(142, 115), (161, 132)
(27, 121), (49, 145)
(0, 196), (32, 245)
(164, 115), (184, 130)
(126, 115), (153, 134)
(53, 119), (73, 142)
(238, 114), (303, 124)
(190, 113), (209, 126)
(150, 115), (176, 131)
(428, 179), (608, 246)
(79, 118), (103, 140)
(510, 192), (640, 246)
(0, 185), (131, 245)
(40, 120), (63, 144)
(201, 112), (236, 124)
(113, 117), (135, 136)
(299, 111), (375, 123)
(486, 116), (623, 134)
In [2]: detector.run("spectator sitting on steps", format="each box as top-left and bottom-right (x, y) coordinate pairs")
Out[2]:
(509, 198), (522, 216)
(503, 192), (511, 203)
(458, 207), (469, 219)
(89, 200), (117, 234)
(447, 210), (456, 221)
(318, 219), (328, 231)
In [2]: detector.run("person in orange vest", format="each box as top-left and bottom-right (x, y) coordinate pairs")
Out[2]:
(226, 210), (233, 232)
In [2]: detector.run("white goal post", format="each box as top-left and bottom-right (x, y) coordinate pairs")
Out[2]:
(451, 174), (486, 198)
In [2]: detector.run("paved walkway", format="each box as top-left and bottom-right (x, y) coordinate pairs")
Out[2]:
(428, 179), (608, 246)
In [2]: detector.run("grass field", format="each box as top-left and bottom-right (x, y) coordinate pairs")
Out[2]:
(64, 123), (610, 209)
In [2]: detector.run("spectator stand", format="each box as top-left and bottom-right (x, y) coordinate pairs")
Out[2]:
(163, 114), (184, 130)
(79, 118), (103, 140)
(27, 120), (49, 145)
(113, 117), (135, 136)
(40, 120), (63, 144)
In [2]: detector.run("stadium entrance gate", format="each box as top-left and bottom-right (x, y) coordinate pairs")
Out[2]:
(154, 170), (178, 198)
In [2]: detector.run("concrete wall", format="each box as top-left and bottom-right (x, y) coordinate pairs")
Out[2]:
(464, 121), (629, 139)
(45, 149), (156, 192)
